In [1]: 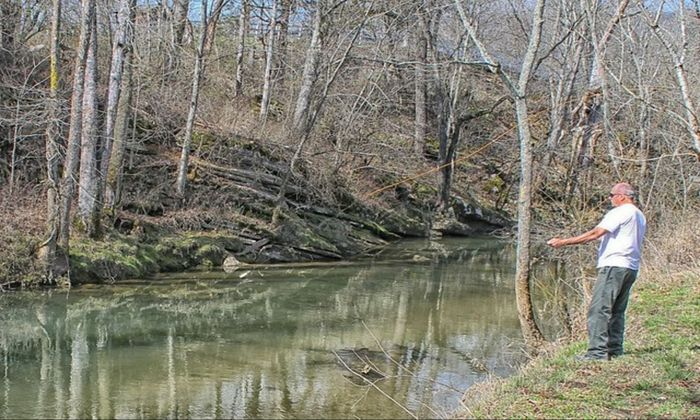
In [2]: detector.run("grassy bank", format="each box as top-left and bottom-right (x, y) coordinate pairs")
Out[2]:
(457, 270), (700, 418)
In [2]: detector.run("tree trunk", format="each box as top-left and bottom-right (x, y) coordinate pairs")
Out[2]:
(260, 0), (278, 122)
(58, 0), (95, 251)
(176, 0), (209, 196)
(167, 0), (190, 72)
(103, 0), (136, 213)
(414, 10), (428, 157)
(275, 0), (292, 89)
(234, 0), (249, 96)
(100, 0), (134, 186)
(513, 0), (547, 348)
(455, 0), (547, 348)
(105, 13), (136, 213)
(78, 16), (99, 237)
(204, 0), (227, 55)
(39, 0), (62, 283)
(566, 0), (629, 201)
(291, 2), (322, 135)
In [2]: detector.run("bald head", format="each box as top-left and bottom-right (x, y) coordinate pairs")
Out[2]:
(610, 182), (637, 202)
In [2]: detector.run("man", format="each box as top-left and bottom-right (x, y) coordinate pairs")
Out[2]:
(547, 182), (646, 361)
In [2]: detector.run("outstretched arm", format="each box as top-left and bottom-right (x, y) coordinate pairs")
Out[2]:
(547, 227), (608, 248)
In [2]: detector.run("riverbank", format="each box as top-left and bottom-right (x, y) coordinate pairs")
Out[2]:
(0, 136), (511, 287)
(456, 269), (700, 418)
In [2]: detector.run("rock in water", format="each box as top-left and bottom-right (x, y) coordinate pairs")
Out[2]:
(223, 255), (242, 273)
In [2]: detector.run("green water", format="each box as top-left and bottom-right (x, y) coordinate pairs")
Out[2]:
(0, 238), (562, 419)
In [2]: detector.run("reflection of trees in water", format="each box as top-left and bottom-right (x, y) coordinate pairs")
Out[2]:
(0, 240), (533, 418)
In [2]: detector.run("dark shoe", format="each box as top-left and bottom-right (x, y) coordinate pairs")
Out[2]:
(608, 353), (622, 360)
(575, 354), (607, 362)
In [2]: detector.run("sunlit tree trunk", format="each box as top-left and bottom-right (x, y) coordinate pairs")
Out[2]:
(414, 8), (428, 157)
(291, 1), (322, 136)
(276, 0), (292, 89)
(58, 0), (95, 250)
(105, 23), (135, 212)
(167, 0), (190, 73)
(176, 0), (209, 196)
(455, 0), (547, 347)
(100, 0), (134, 189)
(643, 0), (700, 157)
(234, 0), (249, 96)
(204, 0), (227, 55)
(39, 0), (62, 282)
(260, 0), (278, 121)
(104, 0), (136, 212)
(78, 16), (99, 237)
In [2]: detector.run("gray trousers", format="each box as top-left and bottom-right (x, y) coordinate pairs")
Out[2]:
(586, 266), (638, 359)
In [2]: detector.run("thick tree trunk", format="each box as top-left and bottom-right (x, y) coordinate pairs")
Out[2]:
(167, 0), (190, 72)
(513, 0), (547, 348)
(100, 0), (134, 185)
(103, 0), (136, 213)
(105, 33), (135, 212)
(39, 0), (62, 283)
(260, 0), (278, 121)
(234, 0), (249, 96)
(291, 2), (322, 135)
(78, 17), (99, 237)
(58, 0), (95, 251)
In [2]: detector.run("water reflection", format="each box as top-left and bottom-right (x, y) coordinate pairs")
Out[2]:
(0, 238), (560, 419)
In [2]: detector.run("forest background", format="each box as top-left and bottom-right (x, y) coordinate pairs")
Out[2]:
(0, 0), (699, 345)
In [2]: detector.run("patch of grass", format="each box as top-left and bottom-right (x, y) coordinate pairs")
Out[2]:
(458, 272), (700, 419)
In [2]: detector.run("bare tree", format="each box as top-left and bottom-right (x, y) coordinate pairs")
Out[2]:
(260, 0), (279, 121)
(176, 0), (227, 196)
(103, 0), (137, 212)
(455, 0), (548, 347)
(58, 0), (95, 250)
(565, 0), (630, 201)
(639, 0), (700, 158)
(105, 0), (137, 212)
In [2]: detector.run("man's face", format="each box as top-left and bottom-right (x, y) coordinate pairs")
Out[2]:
(608, 192), (626, 207)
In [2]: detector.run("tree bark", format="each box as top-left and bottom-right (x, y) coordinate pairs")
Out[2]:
(204, 0), (228, 55)
(58, 0), (95, 251)
(414, 9), (428, 157)
(275, 0), (292, 89)
(176, 0), (209, 196)
(105, 13), (136, 213)
(644, 1), (700, 157)
(78, 16), (99, 237)
(512, 0), (547, 348)
(39, 0), (62, 283)
(100, 0), (134, 186)
(291, 1), (323, 135)
(455, 0), (547, 347)
(234, 0), (249, 96)
(260, 0), (278, 122)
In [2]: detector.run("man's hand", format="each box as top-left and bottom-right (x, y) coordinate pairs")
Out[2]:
(547, 237), (567, 248)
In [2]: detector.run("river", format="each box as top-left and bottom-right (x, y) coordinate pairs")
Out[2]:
(0, 237), (566, 418)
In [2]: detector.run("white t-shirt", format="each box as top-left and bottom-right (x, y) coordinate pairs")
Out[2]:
(596, 203), (646, 270)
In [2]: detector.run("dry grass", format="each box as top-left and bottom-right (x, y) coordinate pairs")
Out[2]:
(0, 185), (46, 286)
